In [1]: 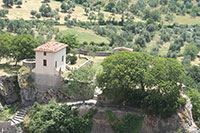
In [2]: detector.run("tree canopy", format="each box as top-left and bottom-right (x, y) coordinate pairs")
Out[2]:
(97, 51), (185, 118)
(11, 34), (39, 65)
(58, 34), (79, 54)
(26, 100), (97, 133)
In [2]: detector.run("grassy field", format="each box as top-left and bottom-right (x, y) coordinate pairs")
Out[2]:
(162, 14), (200, 25)
(60, 27), (109, 43)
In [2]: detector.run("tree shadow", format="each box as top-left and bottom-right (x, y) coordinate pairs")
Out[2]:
(0, 63), (21, 75)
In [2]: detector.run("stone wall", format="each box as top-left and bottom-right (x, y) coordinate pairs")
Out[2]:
(22, 59), (36, 69)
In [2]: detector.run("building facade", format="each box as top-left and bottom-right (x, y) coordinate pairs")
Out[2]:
(32, 42), (67, 89)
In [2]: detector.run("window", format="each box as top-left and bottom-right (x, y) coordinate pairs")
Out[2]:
(44, 52), (46, 56)
(62, 56), (64, 62)
(55, 61), (57, 68)
(43, 60), (47, 66)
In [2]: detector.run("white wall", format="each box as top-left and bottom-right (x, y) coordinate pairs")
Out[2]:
(33, 48), (66, 75)
(32, 48), (66, 88)
(54, 48), (66, 72)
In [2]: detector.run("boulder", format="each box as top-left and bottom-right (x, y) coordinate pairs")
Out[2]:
(0, 76), (19, 104)
(0, 121), (17, 133)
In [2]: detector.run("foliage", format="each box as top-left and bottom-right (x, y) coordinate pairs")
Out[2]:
(10, 34), (39, 65)
(97, 51), (185, 118)
(0, 105), (19, 122)
(69, 55), (77, 64)
(58, 34), (79, 54)
(68, 64), (96, 82)
(3, 0), (14, 7)
(26, 100), (96, 133)
(186, 89), (200, 126)
(0, 9), (8, 17)
(0, 33), (14, 59)
(185, 65), (200, 85)
(105, 110), (144, 133)
(184, 44), (199, 60)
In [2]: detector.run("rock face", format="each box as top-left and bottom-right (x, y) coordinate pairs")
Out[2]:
(18, 72), (70, 106)
(0, 76), (19, 104)
(94, 94), (199, 133)
(0, 121), (17, 133)
(140, 94), (198, 133)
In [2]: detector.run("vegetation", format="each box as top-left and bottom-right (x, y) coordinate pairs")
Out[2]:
(97, 51), (186, 118)
(0, 105), (19, 122)
(186, 89), (200, 127)
(25, 100), (97, 133)
(68, 64), (96, 82)
(105, 110), (144, 133)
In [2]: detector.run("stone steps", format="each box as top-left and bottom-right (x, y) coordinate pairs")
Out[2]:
(9, 107), (31, 126)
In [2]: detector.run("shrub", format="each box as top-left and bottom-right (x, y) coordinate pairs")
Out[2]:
(105, 110), (144, 133)
(70, 55), (77, 64)
(26, 100), (96, 133)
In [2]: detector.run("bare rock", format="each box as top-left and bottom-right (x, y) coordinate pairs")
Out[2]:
(0, 76), (19, 104)
(140, 93), (198, 133)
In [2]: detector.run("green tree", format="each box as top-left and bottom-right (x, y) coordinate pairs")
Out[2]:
(58, 34), (79, 54)
(186, 65), (200, 84)
(0, 33), (14, 59)
(97, 51), (185, 118)
(184, 44), (199, 60)
(186, 89), (200, 126)
(60, 2), (68, 13)
(3, 0), (14, 7)
(11, 34), (39, 65)
(16, 0), (22, 8)
(30, 10), (37, 18)
(104, 2), (115, 12)
(68, 64), (96, 82)
(27, 100), (96, 133)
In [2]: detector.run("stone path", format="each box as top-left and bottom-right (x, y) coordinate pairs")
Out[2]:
(8, 107), (31, 125)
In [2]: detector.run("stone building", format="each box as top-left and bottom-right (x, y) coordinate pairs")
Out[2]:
(32, 42), (67, 89)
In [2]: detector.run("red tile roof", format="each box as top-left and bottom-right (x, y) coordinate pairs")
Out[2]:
(34, 42), (67, 53)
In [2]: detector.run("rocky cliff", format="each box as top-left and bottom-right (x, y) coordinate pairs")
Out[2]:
(0, 76), (19, 104)
(18, 69), (70, 106)
(140, 94), (198, 133)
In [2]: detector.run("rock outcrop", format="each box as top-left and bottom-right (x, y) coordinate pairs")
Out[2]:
(18, 72), (70, 106)
(140, 94), (198, 133)
(0, 121), (18, 133)
(18, 67), (72, 106)
(94, 94), (199, 133)
(0, 76), (19, 104)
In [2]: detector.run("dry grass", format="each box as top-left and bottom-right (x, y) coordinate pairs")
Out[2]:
(0, 58), (22, 76)
(162, 14), (200, 25)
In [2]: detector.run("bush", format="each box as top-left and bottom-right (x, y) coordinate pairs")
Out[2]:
(66, 55), (77, 64)
(105, 110), (144, 133)
(184, 44), (199, 60)
(186, 89), (200, 126)
(26, 100), (96, 133)
(70, 55), (77, 64)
